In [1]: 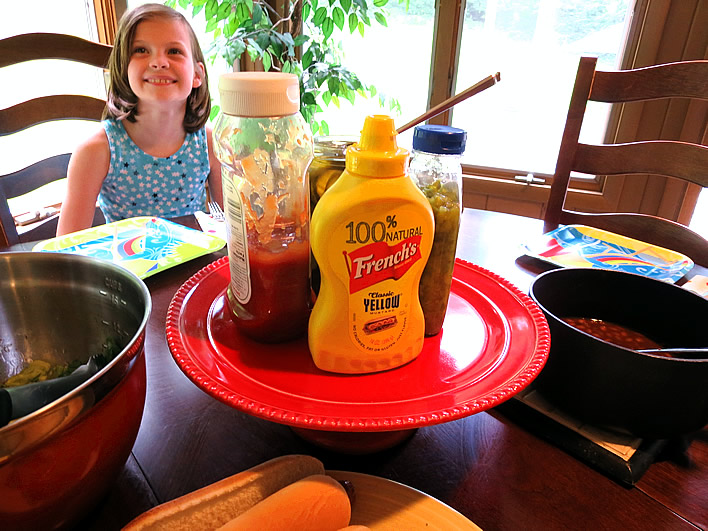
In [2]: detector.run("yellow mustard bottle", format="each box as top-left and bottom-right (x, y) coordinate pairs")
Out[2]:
(308, 115), (434, 374)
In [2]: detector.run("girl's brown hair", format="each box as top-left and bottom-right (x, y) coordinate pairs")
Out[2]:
(103, 3), (210, 133)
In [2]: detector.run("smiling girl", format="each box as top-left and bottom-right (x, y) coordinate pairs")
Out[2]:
(57, 3), (223, 235)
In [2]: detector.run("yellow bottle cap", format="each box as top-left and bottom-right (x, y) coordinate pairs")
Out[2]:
(346, 115), (409, 178)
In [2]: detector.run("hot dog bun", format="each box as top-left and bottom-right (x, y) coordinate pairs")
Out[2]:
(216, 474), (351, 531)
(122, 455), (324, 531)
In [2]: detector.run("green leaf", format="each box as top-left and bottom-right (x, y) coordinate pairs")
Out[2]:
(247, 40), (263, 61)
(374, 12), (387, 26)
(256, 32), (270, 50)
(209, 104), (221, 121)
(322, 91), (332, 106)
(293, 34), (309, 47)
(313, 6), (327, 26)
(263, 52), (272, 71)
(252, 3), (263, 24)
(332, 7), (345, 30)
(303, 92), (317, 105)
(327, 77), (339, 95)
(206, 18), (219, 32)
(236, 2), (251, 22)
(312, 121), (320, 135)
(231, 39), (247, 58)
(217, 1), (231, 21)
(205, 0), (218, 19)
(192, 4), (205, 17)
(348, 13), (358, 33)
(282, 60), (292, 73)
(226, 15), (239, 36)
(373, 0), (388, 6)
(281, 32), (295, 47)
(340, 0), (351, 13)
(270, 36), (284, 58)
(302, 3), (311, 21)
(320, 120), (330, 135)
(311, 0), (319, 11)
(322, 17), (334, 39)
(331, 93), (340, 108)
(302, 49), (314, 69)
(178, 0), (189, 8)
(358, 21), (365, 36)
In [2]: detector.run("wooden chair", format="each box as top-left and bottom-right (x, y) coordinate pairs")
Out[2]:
(0, 33), (113, 247)
(544, 56), (708, 267)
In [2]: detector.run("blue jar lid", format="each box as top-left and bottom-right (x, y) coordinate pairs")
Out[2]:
(412, 124), (467, 155)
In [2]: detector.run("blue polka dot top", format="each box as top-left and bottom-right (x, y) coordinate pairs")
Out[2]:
(98, 119), (210, 223)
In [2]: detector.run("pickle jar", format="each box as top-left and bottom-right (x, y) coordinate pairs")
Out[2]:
(213, 72), (313, 343)
(408, 124), (467, 336)
(309, 136), (356, 293)
(309, 136), (357, 213)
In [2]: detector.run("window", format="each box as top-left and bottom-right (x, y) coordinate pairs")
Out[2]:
(452, 0), (631, 174)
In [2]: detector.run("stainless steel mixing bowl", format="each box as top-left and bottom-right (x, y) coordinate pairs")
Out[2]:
(0, 252), (151, 530)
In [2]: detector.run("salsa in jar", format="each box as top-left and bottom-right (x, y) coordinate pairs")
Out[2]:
(418, 179), (462, 335)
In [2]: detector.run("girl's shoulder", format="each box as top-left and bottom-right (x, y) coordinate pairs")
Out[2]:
(76, 123), (110, 157)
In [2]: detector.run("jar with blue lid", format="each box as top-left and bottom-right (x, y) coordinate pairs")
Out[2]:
(408, 124), (467, 336)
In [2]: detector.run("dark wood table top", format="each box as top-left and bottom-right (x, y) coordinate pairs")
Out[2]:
(4, 209), (707, 530)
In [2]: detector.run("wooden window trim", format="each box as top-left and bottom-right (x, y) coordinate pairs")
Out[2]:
(94, 0), (119, 45)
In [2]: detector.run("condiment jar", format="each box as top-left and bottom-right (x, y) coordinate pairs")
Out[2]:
(309, 136), (357, 212)
(309, 135), (356, 294)
(308, 115), (434, 374)
(408, 124), (467, 336)
(213, 72), (313, 343)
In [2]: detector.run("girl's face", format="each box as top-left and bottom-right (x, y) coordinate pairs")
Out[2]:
(127, 17), (205, 109)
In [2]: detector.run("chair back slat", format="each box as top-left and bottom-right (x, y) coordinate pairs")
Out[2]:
(0, 95), (107, 136)
(0, 33), (112, 68)
(574, 142), (708, 186)
(590, 61), (708, 103)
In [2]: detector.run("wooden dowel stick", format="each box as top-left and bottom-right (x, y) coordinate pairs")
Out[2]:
(396, 72), (501, 134)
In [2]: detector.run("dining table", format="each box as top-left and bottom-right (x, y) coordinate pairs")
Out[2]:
(4, 207), (707, 531)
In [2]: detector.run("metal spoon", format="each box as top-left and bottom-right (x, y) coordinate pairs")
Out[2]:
(636, 347), (708, 358)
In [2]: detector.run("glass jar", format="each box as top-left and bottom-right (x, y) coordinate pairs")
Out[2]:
(309, 136), (356, 294)
(309, 136), (356, 213)
(213, 72), (313, 343)
(408, 124), (467, 336)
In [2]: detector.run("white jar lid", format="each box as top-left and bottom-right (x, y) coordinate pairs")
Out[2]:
(218, 72), (300, 117)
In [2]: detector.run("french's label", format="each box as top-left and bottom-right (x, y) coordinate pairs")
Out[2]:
(329, 206), (428, 355)
(346, 236), (422, 293)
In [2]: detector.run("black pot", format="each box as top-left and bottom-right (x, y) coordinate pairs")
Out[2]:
(529, 268), (708, 439)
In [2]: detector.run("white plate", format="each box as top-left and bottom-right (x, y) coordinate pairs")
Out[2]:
(327, 471), (481, 530)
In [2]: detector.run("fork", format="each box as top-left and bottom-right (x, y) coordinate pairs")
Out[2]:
(208, 201), (225, 222)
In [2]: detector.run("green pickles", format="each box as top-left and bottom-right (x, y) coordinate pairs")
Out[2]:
(418, 179), (461, 336)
